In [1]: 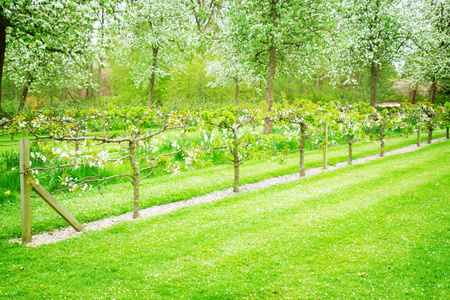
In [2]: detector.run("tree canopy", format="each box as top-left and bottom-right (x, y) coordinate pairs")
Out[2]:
(0, 0), (100, 114)
(0, 0), (449, 114)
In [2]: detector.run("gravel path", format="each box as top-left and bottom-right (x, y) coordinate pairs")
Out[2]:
(12, 137), (447, 247)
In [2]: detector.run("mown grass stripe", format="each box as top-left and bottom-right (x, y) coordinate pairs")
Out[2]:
(1, 140), (448, 299)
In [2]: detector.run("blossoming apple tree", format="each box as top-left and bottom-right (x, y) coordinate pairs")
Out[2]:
(333, 103), (365, 165)
(200, 105), (267, 192)
(419, 104), (441, 144)
(228, 0), (332, 134)
(273, 99), (320, 176)
(363, 106), (406, 157)
(13, 106), (198, 218)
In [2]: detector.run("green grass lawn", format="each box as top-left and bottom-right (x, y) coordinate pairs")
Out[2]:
(0, 139), (449, 299)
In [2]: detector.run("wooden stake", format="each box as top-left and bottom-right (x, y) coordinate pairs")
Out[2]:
(20, 138), (32, 244)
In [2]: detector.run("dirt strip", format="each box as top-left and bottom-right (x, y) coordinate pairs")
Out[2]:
(11, 137), (447, 247)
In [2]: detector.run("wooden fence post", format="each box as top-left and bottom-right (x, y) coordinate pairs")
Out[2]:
(19, 138), (84, 244)
(19, 138), (32, 244)
(322, 123), (328, 170)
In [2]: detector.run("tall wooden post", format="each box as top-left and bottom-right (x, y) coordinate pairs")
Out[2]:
(347, 134), (353, 165)
(19, 138), (85, 244)
(322, 123), (328, 170)
(19, 138), (32, 244)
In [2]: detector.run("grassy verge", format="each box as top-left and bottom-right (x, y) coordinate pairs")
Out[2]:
(0, 130), (447, 241)
(0, 139), (448, 299)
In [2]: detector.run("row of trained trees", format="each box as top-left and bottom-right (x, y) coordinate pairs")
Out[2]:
(1, 0), (450, 117)
(2, 101), (449, 217)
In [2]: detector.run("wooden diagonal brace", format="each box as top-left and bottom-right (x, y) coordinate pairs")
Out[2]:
(31, 182), (85, 232)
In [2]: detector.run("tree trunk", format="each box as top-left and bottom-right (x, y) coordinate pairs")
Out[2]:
(148, 73), (156, 108)
(234, 75), (239, 106)
(129, 140), (140, 218)
(135, 136), (140, 154)
(17, 75), (33, 112)
(147, 47), (159, 108)
(430, 78), (437, 105)
(370, 62), (378, 107)
(380, 126), (385, 157)
(232, 131), (240, 192)
(446, 126), (449, 140)
(427, 127), (433, 144)
(18, 84), (29, 112)
(299, 123), (306, 177)
(61, 88), (66, 103)
(347, 134), (353, 165)
(410, 85), (417, 104)
(264, 46), (277, 135)
(0, 11), (6, 116)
